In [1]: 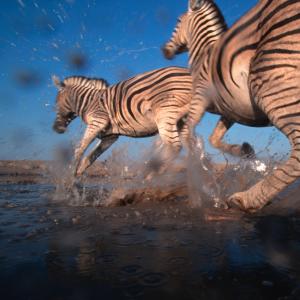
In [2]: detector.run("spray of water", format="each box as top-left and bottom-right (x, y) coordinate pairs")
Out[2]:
(186, 136), (221, 208)
(48, 133), (281, 210)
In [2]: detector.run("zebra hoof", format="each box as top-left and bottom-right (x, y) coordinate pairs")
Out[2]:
(227, 192), (260, 213)
(75, 158), (90, 177)
(75, 165), (85, 177)
(227, 192), (250, 211)
(162, 46), (174, 60)
(241, 142), (255, 158)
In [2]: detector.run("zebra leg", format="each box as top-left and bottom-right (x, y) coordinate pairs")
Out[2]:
(76, 135), (118, 176)
(186, 91), (209, 148)
(178, 121), (190, 150)
(227, 73), (300, 211)
(227, 124), (300, 212)
(147, 118), (182, 177)
(74, 126), (101, 176)
(209, 116), (255, 158)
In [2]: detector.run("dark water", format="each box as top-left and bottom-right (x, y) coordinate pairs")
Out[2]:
(1, 183), (300, 300)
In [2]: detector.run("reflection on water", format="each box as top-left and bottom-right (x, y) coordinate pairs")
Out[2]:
(1, 182), (300, 299)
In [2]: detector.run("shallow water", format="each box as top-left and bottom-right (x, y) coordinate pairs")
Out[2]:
(1, 181), (300, 300)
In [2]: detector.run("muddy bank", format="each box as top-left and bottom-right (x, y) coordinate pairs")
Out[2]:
(0, 160), (108, 184)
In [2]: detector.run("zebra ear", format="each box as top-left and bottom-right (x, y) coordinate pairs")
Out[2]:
(52, 75), (65, 90)
(189, 0), (204, 11)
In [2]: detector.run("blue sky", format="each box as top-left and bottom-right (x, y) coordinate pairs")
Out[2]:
(0, 0), (289, 160)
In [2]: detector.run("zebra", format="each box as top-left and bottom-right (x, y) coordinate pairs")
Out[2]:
(52, 67), (193, 177)
(162, 0), (300, 211)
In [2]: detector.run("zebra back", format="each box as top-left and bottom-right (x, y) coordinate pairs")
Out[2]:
(100, 66), (192, 137)
(63, 76), (109, 90)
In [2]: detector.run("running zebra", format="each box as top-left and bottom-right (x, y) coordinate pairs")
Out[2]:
(52, 67), (192, 177)
(162, 0), (300, 211)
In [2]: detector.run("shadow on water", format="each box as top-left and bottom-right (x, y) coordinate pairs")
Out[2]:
(1, 142), (300, 299)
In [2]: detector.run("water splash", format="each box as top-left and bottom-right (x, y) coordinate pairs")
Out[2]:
(48, 136), (280, 209)
(222, 156), (274, 197)
(48, 143), (83, 206)
(186, 136), (221, 208)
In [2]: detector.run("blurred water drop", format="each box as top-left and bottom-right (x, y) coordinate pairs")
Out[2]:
(9, 127), (35, 149)
(67, 51), (88, 70)
(155, 6), (171, 26)
(13, 69), (41, 88)
(115, 66), (133, 82)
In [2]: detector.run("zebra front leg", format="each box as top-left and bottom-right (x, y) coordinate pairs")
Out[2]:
(76, 135), (118, 176)
(209, 116), (255, 158)
(74, 126), (101, 177)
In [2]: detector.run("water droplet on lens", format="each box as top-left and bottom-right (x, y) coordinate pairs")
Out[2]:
(120, 264), (144, 276)
(139, 272), (167, 287)
(122, 284), (144, 298)
(168, 256), (188, 265)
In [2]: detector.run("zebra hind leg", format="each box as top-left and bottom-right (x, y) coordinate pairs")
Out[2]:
(146, 119), (182, 179)
(209, 116), (255, 158)
(227, 78), (300, 211)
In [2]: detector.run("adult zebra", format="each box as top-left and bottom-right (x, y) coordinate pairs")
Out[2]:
(52, 67), (192, 177)
(162, 0), (300, 211)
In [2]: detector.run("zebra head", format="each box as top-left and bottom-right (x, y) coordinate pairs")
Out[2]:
(52, 75), (76, 134)
(162, 13), (189, 60)
(162, 0), (205, 60)
(162, 0), (226, 63)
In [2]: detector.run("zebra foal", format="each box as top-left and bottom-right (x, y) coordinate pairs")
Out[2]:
(52, 67), (192, 177)
(163, 0), (300, 211)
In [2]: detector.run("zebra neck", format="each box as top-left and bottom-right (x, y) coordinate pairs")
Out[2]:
(189, 44), (214, 78)
(188, 2), (227, 74)
(75, 88), (106, 121)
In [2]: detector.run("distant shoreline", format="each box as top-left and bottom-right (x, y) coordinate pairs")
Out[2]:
(0, 160), (107, 184)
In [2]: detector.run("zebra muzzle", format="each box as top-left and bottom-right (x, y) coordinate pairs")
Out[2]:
(53, 121), (67, 134)
(162, 45), (175, 60)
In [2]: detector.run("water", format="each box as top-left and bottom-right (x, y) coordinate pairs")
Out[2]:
(1, 143), (300, 299)
(1, 179), (300, 299)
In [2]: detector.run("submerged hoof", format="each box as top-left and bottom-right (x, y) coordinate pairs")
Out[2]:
(227, 192), (263, 213)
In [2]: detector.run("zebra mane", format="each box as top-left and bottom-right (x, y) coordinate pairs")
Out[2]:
(63, 76), (109, 90)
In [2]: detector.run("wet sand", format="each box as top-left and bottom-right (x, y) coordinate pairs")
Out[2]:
(1, 160), (300, 299)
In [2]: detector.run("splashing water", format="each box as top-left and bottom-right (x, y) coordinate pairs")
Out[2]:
(47, 139), (183, 207)
(48, 136), (280, 209)
(187, 136), (221, 208)
(104, 140), (186, 206)
(48, 143), (84, 205)
(217, 150), (276, 204)
(186, 136), (279, 209)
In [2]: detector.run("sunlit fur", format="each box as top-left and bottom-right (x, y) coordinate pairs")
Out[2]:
(53, 67), (193, 176)
(163, 0), (300, 211)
